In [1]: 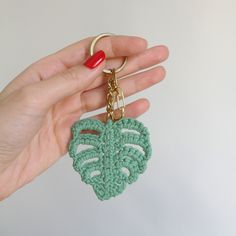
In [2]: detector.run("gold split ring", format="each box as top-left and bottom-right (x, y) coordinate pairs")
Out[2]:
(89, 33), (128, 74)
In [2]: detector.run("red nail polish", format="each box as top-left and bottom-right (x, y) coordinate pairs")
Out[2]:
(84, 50), (106, 69)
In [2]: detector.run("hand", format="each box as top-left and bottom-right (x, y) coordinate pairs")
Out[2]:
(0, 35), (169, 200)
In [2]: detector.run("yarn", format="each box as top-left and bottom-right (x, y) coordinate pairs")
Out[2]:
(68, 118), (152, 200)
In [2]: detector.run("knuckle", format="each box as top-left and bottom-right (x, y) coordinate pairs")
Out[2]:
(60, 68), (79, 82)
(80, 95), (89, 113)
(17, 86), (41, 108)
(18, 87), (33, 104)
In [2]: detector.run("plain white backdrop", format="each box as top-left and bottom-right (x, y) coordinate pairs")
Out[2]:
(0, 0), (236, 235)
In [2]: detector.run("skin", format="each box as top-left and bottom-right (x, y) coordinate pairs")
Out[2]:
(0, 35), (169, 200)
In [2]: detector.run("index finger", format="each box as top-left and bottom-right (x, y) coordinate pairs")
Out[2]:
(54, 35), (148, 68)
(9, 35), (148, 93)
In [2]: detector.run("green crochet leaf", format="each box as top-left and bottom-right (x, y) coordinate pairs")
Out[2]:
(68, 118), (152, 200)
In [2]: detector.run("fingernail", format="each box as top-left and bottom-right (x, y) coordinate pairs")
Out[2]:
(84, 50), (106, 69)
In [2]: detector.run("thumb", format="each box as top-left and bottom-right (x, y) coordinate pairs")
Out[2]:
(22, 50), (106, 110)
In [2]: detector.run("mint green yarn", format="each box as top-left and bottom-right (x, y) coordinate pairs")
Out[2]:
(68, 118), (152, 201)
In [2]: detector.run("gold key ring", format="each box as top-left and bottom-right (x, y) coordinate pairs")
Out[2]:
(89, 33), (128, 74)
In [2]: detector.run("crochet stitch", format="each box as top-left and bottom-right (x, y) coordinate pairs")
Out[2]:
(68, 118), (152, 200)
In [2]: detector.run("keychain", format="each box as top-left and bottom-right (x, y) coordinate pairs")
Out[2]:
(68, 33), (152, 200)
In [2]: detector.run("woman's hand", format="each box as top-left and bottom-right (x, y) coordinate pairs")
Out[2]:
(0, 35), (169, 200)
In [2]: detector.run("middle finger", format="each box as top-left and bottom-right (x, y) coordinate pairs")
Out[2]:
(85, 45), (169, 91)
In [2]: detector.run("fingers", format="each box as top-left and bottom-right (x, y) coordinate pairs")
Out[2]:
(59, 44), (168, 114)
(90, 98), (150, 123)
(27, 35), (148, 82)
(15, 51), (106, 112)
(84, 45), (169, 91)
(3, 35), (148, 97)
(108, 45), (168, 77)
(78, 66), (165, 113)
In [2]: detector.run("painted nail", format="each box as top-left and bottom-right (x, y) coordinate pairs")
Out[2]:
(84, 50), (106, 69)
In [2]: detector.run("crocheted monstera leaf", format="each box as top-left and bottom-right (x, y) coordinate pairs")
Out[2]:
(68, 118), (152, 200)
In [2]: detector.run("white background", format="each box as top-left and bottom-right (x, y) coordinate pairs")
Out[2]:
(0, 0), (236, 235)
